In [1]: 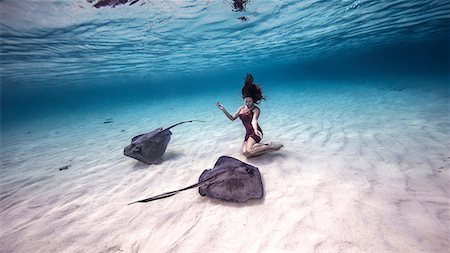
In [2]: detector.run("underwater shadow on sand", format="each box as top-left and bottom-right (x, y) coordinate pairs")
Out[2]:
(244, 152), (287, 163)
(130, 161), (150, 170)
(129, 151), (184, 170)
(162, 151), (184, 162)
(193, 195), (266, 207)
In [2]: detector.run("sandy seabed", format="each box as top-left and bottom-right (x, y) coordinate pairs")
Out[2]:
(1, 80), (449, 253)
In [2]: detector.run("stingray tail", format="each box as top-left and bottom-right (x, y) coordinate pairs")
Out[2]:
(127, 179), (212, 205)
(127, 191), (181, 205)
(128, 181), (205, 205)
(162, 120), (205, 132)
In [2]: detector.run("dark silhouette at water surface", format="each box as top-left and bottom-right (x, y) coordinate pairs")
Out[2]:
(90, 0), (139, 8)
(90, 0), (247, 11)
(232, 0), (248, 12)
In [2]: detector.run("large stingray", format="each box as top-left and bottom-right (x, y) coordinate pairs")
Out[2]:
(124, 120), (202, 165)
(128, 156), (264, 204)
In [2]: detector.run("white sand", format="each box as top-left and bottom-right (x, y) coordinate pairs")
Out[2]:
(1, 80), (449, 253)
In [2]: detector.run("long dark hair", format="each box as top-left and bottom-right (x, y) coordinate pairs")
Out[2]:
(241, 73), (265, 104)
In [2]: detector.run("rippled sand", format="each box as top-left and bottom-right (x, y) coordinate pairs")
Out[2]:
(1, 80), (448, 253)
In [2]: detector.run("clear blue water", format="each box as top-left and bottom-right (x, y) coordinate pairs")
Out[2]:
(1, 3), (450, 251)
(1, 0), (449, 127)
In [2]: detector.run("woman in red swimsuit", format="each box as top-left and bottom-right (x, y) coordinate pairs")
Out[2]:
(216, 73), (283, 157)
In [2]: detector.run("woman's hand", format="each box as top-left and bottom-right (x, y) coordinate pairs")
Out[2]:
(255, 130), (263, 138)
(216, 101), (224, 111)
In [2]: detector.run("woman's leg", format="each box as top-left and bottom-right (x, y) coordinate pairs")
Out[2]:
(243, 137), (283, 157)
(242, 141), (248, 155)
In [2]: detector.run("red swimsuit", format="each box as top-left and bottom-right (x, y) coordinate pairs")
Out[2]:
(239, 107), (263, 143)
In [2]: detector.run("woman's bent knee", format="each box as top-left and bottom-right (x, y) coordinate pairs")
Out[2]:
(242, 150), (252, 157)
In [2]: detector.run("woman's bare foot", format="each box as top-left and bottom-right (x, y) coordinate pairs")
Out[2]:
(265, 142), (283, 151)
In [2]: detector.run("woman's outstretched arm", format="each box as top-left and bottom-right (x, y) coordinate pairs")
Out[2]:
(216, 102), (241, 121)
(251, 107), (262, 137)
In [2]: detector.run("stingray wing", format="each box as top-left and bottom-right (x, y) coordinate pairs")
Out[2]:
(213, 155), (246, 169)
(131, 128), (163, 143)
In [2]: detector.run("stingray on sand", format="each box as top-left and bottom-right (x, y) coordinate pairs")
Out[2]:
(128, 156), (264, 204)
(124, 120), (203, 165)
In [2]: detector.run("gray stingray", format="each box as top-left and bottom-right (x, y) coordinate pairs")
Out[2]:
(128, 156), (264, 204)
(124, 120), (203, 165)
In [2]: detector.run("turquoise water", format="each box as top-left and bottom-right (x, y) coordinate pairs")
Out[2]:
(1, 0), (449, 128)
(1, 2), (450, 251)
